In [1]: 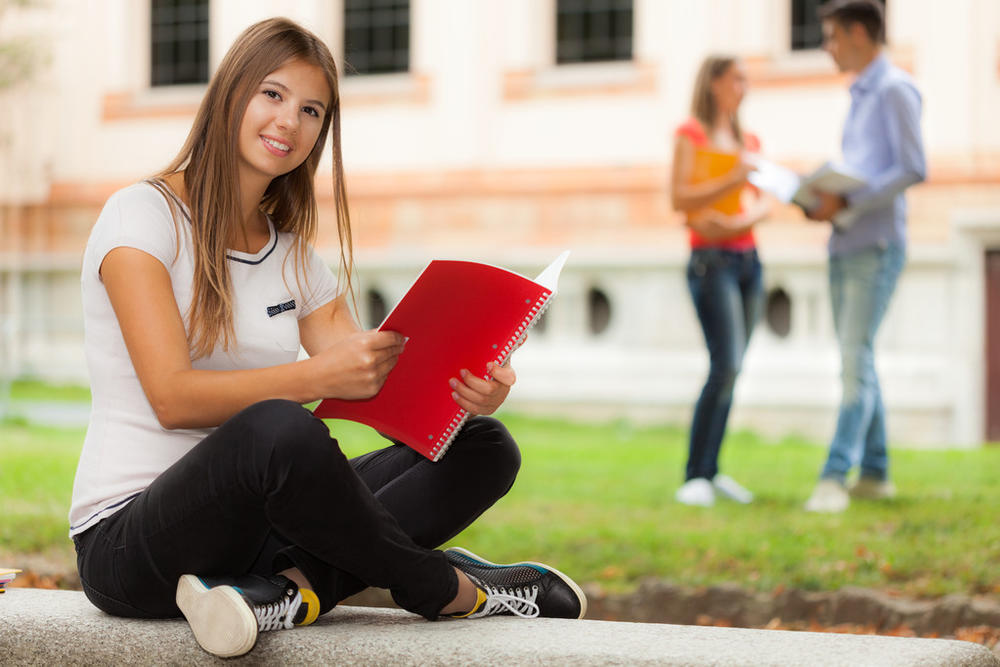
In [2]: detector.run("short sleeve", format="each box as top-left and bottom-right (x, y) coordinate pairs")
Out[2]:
(85, 183), (179, 282)
(296, 243), (340, 318)
(674, 118), (709, 147)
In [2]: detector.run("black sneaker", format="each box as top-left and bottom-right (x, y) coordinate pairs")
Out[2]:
(176, 573), (317, 657)
(444, 547), (587, 619)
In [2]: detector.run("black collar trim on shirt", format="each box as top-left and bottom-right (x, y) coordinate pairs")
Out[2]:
(144, 179), (278, 266)
(226, 231), (277, 265)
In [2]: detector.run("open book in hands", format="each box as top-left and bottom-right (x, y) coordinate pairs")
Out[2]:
(746, 156), (867, 222)
(313, 251), (570, 462)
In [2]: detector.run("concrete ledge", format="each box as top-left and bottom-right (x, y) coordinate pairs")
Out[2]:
(2, 589), (997, 666)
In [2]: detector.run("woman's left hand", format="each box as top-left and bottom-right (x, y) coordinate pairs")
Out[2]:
(449, 361), (516, 416)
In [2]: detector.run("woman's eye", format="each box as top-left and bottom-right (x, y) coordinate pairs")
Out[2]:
(302, 106), (320, 118)
(264, 89), (281, 100)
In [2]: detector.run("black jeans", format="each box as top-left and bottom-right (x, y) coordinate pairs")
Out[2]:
(73, 399), (520, 621)
(685, 248), (763, 481)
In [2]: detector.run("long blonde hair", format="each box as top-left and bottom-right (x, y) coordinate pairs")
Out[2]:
(157, 17), (353, 359)
(690, 54), (744, 146)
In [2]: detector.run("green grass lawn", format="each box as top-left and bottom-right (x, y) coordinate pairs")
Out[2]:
(2, 405), (998, 598)
(5, 378), (92, 403)
(1, 421), (85, 553)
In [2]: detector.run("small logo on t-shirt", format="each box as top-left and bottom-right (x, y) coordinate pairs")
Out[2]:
(266, 300), (296, 317)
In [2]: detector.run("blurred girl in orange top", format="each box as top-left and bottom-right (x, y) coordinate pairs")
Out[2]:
(670, 55), (771, 507)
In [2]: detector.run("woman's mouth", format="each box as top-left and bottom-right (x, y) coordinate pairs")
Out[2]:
(260, 135), (292, 156)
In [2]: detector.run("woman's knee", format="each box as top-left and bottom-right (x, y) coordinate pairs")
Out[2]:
(236, 398), (308, 426)
(706, 362), (740, 395)
(233, 399), (335, 460)
(456, 416), (521, 483)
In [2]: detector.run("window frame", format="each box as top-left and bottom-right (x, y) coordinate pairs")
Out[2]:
(789, 0), (826, 52)
(149, 0), (211, 88)
(342, 0), (412, 77)
(555, 0), (635, 66)
(790, 0), (890, 52)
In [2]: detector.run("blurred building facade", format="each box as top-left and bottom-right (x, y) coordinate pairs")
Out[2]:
(2, 0), (999, 446)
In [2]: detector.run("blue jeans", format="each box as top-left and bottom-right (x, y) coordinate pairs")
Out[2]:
(821, 243), (905, 483)
(685, 248), (763, 481)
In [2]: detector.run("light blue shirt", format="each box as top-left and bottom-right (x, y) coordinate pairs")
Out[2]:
(830, 54), (926, 256)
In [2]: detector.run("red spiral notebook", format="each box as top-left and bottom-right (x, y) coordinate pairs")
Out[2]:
(313, 251), (569, 461)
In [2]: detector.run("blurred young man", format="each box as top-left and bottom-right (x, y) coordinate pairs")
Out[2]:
(804, 0), (926, 513)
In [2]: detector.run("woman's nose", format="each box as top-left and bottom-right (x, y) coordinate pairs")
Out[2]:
(276, 105), (299, 134)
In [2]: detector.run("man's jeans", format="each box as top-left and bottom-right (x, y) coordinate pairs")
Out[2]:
(822, 243), (905, 483)
(685, 248), (763, 481)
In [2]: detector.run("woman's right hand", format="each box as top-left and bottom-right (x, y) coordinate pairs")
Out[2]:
(310, 330), (406, 400)
(730, 156), (757, 186)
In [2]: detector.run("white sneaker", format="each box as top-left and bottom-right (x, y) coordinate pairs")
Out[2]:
(804, 479), (849, 513)
(712, 474), (754, 504)
(676, 478), (715, 506)
(849, 477), (896, 500)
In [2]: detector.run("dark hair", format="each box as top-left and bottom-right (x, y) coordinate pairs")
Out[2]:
(818, 0), (886, 44)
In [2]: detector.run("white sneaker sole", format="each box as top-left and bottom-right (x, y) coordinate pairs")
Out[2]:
(712, 483), (753, 504)
(675, 491), (715, 507)
(804, 498), (849, 513)
(176, 574), (258, 658)
(447, 547), (588, 619)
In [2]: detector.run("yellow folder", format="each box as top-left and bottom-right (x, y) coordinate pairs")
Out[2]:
(691, 148), (742, 216)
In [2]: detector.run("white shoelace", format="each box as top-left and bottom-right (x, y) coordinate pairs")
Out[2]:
(254, 589), (302, 632)
(472, 584), (540, 618)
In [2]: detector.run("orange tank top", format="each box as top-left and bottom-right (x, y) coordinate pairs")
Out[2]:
(674, 117), (759, 251)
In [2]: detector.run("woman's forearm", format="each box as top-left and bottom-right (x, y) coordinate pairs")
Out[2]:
(147, 358), (324, 430)
(672, 172), (746, 212)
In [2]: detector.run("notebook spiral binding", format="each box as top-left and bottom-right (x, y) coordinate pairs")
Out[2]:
(427, 290), (554, 462)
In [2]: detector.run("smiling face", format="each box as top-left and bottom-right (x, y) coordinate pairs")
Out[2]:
(237, 58), (332, 191)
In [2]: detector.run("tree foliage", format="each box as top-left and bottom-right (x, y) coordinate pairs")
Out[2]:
(0, 0), (48, 90)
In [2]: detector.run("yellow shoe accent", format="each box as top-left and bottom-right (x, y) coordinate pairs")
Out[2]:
(297, 588), (320, 626)
(449, 587), (486, 618)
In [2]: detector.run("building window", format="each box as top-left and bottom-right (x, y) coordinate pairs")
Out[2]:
(556, 0), (633, 65)
(793, 0), (889, 51)
(364, 288), (388, 329)
(791, 0), (825, 50)
(587, 286), (612, 335)
(344, 0), (410, 76)
(150, 0), (210, 86)
(765, 287), (792, 338)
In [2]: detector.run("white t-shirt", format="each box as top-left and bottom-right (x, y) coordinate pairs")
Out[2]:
(69, 182), (339, 536)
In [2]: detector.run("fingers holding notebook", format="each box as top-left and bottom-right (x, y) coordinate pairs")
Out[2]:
(449, 362), (516, 416)
(313, 330), (406, 400)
